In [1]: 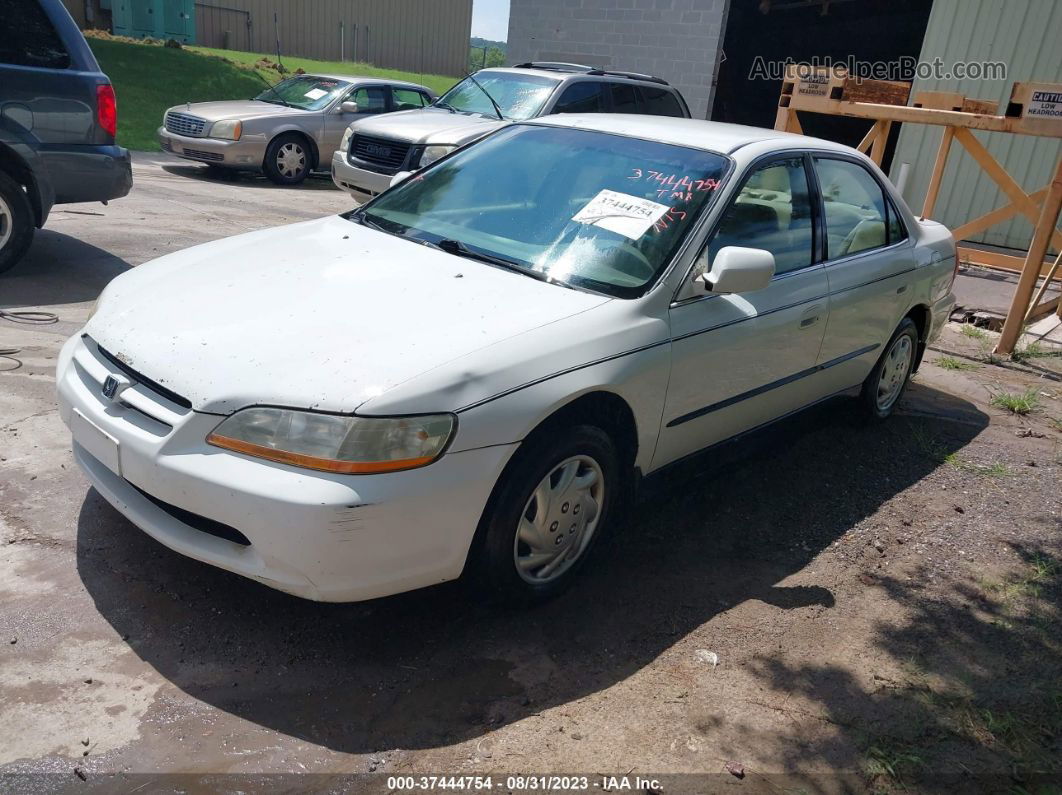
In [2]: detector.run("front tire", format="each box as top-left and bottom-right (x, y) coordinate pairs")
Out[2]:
(860, 317), (918, 420)
(0, 170), (35, 275)
(263, 133), (311, 185)
(469, 425), (620, 605)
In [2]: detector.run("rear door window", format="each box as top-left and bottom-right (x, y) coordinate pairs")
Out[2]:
(640, 86), (685, 117)
(392, 88), (428, 111)
(352, 86), (389, 114)
(609, 83), (640, 113)
(0, 0), (70, 68)
(814, 157), (894, 258)
(552, 82), (607, 114)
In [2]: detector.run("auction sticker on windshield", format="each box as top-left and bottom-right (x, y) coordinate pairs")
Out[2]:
(304, 88), (328, 100)
(571, 189), (669, 240)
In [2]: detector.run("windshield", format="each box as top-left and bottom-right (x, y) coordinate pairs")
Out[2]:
(436, 72), (557, 120)
(353, 125), (730, 298)
(254, 76), (351, 111)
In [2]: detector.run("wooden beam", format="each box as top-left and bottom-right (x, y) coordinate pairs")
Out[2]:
(869, 120), (892, 166)
(996, 155), (1062, 353)
(921, 126), (954, 220)
(854, 124), (877, 153)
(1025, 249), (1062, 324)
(957, 246), (1058, 276)
(951, 186), (1049, 241)
(952, 128), (1062, 251)
(782, 95), (1062, 138)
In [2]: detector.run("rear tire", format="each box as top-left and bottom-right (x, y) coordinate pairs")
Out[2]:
(468, 425), (620, 605)
(263, 133), (312, 185)
(0, 170), (34, 276)
(860, 317), (918, 420)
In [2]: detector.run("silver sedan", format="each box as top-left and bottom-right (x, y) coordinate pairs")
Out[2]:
(157, 74), (437, 184)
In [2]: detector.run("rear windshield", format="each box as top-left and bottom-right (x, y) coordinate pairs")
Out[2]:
(255, 76), (351, 111)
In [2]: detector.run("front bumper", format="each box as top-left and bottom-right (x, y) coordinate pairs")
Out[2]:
(331, 150), (394, 202)
(157, 126), (267, 168)
(56, 334), (517, 602)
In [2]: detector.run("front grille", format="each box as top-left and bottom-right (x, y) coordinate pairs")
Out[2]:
(96, 343), (192, 409)
(181, 148), (224, 162)
(165, 111), (207, 137)
(350, 134), (412, 172)
(131, 483), (252, 546)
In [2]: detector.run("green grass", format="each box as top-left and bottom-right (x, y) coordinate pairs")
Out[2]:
(960, 323), (988, 340)
(87, 36), (459, 151)
(189, 46), (459, 97)
(990, 388), (1042, 416)
(89, 37), (270, 150)
(1012, 340), (1062, 364)
(935, 355), (980, 371)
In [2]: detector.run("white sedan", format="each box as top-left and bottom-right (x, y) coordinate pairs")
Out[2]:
(56, 114), (957, 603)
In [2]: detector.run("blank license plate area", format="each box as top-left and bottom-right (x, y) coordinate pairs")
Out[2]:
(71, 408), (121, 476)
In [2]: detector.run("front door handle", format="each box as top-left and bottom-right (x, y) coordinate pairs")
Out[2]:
(800, 305), (823, 329)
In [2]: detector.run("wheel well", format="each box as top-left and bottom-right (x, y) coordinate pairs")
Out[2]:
(525, 391), (639, 468)
(271, 130), (319, 170)
(906, 304), (930, 370)
(0, 143), (43, 227)
(464, 390), (639, 573)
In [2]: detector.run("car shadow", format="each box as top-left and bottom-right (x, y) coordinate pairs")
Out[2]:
(0, 229), (131, 308)
(161, 163), (342, 192)
(74, 382), (988, 753)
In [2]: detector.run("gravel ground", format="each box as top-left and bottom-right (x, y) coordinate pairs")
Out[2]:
(1, 156), (1060, 793)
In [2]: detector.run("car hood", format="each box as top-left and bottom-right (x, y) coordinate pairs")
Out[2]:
(86, 215), (610, 415)
(351, 107), (506, 145)
(171, 100), (305, 122)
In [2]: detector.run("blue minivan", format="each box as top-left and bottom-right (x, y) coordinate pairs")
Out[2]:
(0, 0), (132, 273)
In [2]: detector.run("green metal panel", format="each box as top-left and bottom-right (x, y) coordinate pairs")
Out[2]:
(889, 0), (1061, 251)
(111, 0), (196, 43)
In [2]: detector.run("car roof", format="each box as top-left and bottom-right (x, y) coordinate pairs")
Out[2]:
(304, 74), (429, 90)
(527, 114), (854, 156)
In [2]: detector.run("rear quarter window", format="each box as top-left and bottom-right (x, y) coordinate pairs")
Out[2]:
(609, 83), (640, 113)
(640, 86), (685, 117)
(0, 0), (71, 68)
(552, 81), (607, 114)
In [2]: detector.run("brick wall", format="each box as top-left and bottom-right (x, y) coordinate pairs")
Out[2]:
(507, 0), (728, 119)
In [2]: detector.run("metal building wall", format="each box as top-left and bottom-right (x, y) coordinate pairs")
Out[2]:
(194, 0), (472, 77)
(889, 0), (1062, 251)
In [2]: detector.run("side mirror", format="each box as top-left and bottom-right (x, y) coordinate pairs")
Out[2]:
(340, 100), (359, 114)
(700, 246), (775, 293)
(390, 170), (413, 188)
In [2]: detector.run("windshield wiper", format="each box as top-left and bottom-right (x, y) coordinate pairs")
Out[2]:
(252, 73), (293, 108)
(347, 210), (387, 232)
(433, 100), (458, 113)
(463, 72), (504, 120)
(426, 238), (561, 284)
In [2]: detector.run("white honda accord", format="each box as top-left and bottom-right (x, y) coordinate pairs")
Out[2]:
(57, 114), (956, 603)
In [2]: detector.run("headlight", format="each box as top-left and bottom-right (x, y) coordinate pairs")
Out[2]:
(418, 144), (456, 168)
(339, 126), (354, 152)
(206, 407), (456, 474)
(210, 119), (242, 140)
